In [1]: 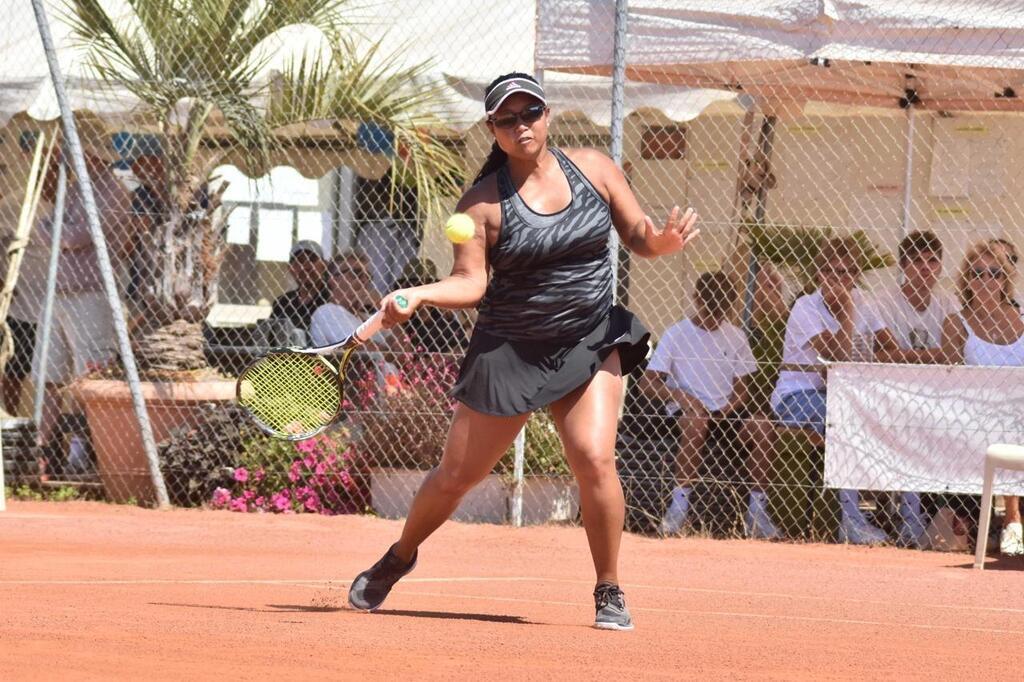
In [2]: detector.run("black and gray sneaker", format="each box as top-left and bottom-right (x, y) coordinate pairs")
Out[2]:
(593, 583), (634, 631)
(348, 544), (417, 611)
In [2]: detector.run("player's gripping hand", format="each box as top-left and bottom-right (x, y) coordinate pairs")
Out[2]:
(380, 290), (419, 328)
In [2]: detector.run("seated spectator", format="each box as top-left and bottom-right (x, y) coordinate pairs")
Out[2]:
(988, 237), (1020, 309)
(870, 231), (959, 547)
(309, 251), (389, 348)
(394, 257), (467, 354)
(641, 271), (781, 540)
(270, 241), (328, 336)
(942, 241), (1024, 556)
(771, 236), (901, 545)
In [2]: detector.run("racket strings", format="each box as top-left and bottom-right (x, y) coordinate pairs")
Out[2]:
(238, 353), (342, 436)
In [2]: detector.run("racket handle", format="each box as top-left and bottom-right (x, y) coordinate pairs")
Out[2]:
(353, 294), (409, 344)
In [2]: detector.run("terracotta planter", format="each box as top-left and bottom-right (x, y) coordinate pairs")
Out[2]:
(72, 379), (236, 505)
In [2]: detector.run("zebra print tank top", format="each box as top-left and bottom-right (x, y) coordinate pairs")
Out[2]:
(476, 148), (613, 342)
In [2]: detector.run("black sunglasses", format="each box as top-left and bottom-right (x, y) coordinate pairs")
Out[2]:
(488, 103), (547, 129)
(970, 266), (1006, 281)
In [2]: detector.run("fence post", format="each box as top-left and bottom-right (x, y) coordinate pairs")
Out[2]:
(33, 162), (66, 428)
(511, 427), (526, 527)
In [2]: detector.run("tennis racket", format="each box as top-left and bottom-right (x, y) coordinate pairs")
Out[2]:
(236, 296), (407, 440)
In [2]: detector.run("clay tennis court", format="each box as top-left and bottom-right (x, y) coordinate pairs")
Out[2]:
(1, 500), (1021, 680)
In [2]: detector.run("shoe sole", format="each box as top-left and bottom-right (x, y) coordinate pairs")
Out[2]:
(347, 557), (418, 612)
(593, 621), (635, 631)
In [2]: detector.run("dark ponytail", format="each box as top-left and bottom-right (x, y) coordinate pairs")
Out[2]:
(473, 142), (508, 185)
(472, 71), (541, 186)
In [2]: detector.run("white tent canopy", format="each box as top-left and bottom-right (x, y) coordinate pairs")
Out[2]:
(1, 1), (139, 123)
(2, 0), (747, 132)
(536, 0), (1024, 112)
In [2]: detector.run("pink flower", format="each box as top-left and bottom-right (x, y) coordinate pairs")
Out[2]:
(211, 487), (231, 508)
(303, 493), (321, 512)
(295, 439), (317, 454)
(254, 496), (266, 509)
(229, 497), (248, 513)
(271, 491), (291, 512)
(242, 490), (256, 501)
(340, 471), (354, 490)
(253, 467), (266, 483)
(233, 467), (249, 483)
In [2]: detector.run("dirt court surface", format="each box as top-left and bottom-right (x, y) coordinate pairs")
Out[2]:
(1, 501), (1022, 681)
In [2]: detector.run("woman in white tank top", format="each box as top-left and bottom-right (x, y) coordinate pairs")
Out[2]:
(943, 241), (1024, 555)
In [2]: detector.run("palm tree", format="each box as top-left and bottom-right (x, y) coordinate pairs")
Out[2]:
(64, 0), (464, 373)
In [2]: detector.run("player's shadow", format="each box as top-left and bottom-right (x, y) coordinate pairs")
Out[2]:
(149, 602), (343, 613)
(370, 608), (533, 624)
(149, 602), (534, 623)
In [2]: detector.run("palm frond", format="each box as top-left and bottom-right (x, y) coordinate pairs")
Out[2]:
(272, 34), (466, 218)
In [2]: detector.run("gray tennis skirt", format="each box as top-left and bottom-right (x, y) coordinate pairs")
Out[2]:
(450, 305), (651, 417)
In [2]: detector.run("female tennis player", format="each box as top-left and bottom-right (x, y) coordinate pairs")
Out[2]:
(348, 72), (699, 630)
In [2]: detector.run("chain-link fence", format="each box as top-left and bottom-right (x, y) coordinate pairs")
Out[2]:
(3, 1), (1024, 554)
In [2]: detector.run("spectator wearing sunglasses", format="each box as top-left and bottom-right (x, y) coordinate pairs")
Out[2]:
(771, 236), (902, 545)
(988, 238), (1020, 309)
(309, 250), (387, 347)
(942, 241), (1024, 556)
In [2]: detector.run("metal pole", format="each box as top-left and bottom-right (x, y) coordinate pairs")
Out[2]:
(30, 0), (170, 507)
(511, 427), (526, 527)
(901, 105), (915, 236)
(33, 163), (66, 428)
(742, 115), (777, 334)
(609, 0), (628, 299)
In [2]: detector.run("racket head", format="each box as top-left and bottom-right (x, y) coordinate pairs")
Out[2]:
(236, 348), (353, 440)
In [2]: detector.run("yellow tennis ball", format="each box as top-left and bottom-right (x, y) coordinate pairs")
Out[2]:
(444, 213), (476, 244)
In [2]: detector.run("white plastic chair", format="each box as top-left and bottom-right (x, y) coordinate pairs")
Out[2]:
(974, 443), (1024, 569)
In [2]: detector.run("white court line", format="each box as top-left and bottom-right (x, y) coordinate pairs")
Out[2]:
(396, 589), (1024, 637)
(0, 577), (533, 587)
(6, 575), (1024, 617)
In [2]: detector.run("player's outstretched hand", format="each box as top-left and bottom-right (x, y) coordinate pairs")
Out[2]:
(642, 206), (700, 257)
(380, 289), (420, 328)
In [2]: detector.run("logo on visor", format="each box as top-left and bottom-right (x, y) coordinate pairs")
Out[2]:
(505, 80), (523, 92)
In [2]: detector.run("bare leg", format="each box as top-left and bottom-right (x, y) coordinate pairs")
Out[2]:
(393, 403), (528, 562)
(549, 351), (625, 586)
(1004, 496), (1021, 526)
(741, 413), (776, 491)
(673, 411), (709, 486)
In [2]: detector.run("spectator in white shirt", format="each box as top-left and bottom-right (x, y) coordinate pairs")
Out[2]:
(988, 237), (1020, 309)
(942, 241), (1024, 556)
(771, 236), (901, 545)
(870, 231), (959, 547)
(641, 272), (781, 540)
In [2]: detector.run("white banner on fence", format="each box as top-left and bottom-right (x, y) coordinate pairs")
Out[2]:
(826, 363), (1024, 495)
